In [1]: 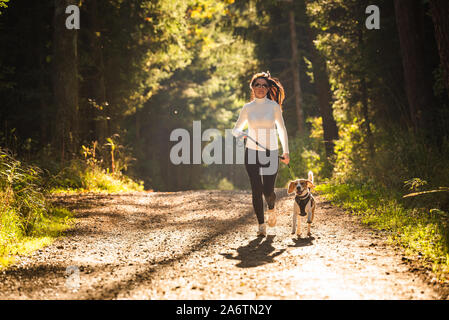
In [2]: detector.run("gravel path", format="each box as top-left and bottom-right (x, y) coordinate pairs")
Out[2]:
(0, 189), (446, 299)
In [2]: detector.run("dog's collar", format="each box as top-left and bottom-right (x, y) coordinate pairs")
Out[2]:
(296, 191), (310, 201)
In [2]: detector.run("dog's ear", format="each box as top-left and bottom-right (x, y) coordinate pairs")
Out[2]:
(287, 180), (298, 194)
(306, 180), (316, 189)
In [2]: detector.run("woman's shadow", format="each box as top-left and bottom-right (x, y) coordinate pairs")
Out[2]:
(220, 235), (286, 268)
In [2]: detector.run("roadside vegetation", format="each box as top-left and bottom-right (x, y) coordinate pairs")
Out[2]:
(281, 118), (449, 282)
(0, 148), (73, 268)
(48, 137), (144, 194)
(316, 182), (449, 281)
(0, 139), (144, 268)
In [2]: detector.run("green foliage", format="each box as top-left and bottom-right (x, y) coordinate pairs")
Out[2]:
(332, 120), (449, 199)
(304, 0), (449, 281)
(218, 177), (235, 190)
(50, 140), (144, 193)
(0, 0), (9, 14)
(0, 148), (47, 235)
(129, 0), (258, 191)
(317, 181), (449, 280)
(0, 148), (74, 268)
(51, 163), (143, 193)
(277, 116), (331, 188)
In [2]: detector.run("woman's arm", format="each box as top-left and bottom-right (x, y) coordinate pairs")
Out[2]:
(274, 104), (289, 154)
(232, 105), (248, 138)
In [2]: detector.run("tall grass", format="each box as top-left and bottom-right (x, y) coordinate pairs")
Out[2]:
(48, 139), (144, 193)
(316, 182), (449, 280)
(1, 136), (144, 268)
(0, 148), (74, 268)
(49, 159), (144, 193)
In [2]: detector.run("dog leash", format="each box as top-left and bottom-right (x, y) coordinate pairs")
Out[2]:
(237, 133), (297, 180)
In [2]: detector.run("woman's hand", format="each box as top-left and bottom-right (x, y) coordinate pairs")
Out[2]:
(280, 153), (290, 165)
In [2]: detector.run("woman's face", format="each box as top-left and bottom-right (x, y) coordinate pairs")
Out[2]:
(252, 78), (269, 99)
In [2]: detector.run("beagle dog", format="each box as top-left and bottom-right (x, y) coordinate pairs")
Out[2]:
(287, 171), (316, 237)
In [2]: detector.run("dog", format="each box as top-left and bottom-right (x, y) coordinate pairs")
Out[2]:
(287, 171), (316, 237)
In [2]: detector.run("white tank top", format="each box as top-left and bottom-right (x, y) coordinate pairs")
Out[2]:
(232, 97), (289, 153)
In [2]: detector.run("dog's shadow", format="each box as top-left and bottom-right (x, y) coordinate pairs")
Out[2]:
(288, 235), (315, 248)
(220, 235), (286, 268)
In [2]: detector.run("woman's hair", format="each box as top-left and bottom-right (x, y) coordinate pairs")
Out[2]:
(249, 71), (285, 110)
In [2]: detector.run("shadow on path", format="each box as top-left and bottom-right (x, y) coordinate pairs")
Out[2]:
(221, 235), (286, 268)
(288, 236), (315, 248)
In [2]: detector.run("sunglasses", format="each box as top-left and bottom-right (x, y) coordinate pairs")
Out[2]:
(253, 83), (269, 89)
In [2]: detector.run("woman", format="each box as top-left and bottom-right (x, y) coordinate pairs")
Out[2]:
(232, 71), (290, 237)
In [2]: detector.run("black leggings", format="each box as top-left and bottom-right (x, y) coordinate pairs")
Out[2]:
(244, 147), (279, 225)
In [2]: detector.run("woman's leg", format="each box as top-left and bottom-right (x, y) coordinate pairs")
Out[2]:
(262, 150), (279, 210)
(244, 148), (265, 224)
(263, 174), (277, 209)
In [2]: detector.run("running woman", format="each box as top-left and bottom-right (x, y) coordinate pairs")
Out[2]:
(232, 71), (290, 236)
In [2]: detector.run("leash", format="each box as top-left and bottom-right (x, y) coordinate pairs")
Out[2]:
(237, 132), (297, 180)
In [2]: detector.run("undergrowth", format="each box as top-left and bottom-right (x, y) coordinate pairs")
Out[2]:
(286, 118), (449, 282)
(48, 159), (144, 194)
(0, 149), (74, 268)
(316, 178), (449, 282)
(0, 137), (144, 268)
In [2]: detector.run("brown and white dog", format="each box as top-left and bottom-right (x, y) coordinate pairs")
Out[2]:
(287, 171), (316, 237)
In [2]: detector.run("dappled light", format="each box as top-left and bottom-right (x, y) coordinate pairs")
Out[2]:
(0, 0), (448, 302)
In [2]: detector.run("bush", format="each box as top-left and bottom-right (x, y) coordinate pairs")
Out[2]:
(0, 148), (47, 235)
(277, 117), (331, 188)
(49, 158), (144, 193)
(317, 181), (449, 280)
(317, 120), (449, 280)
(0, 148), (74, 268)
(45, 138), (144, 193)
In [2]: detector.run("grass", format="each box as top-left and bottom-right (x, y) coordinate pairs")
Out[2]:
(49, 160), (144, 194)
(316, 181), (449, 282)
(0, 206), (74, 269)
(0, 148), (77, 269)
(0, 145), (143, 270)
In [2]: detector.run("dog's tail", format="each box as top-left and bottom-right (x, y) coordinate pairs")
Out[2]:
(308, 171), (314, 184)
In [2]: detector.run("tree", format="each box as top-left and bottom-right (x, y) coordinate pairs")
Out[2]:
(85, 0), (108, 144)
(287, 1), (305, 135)
(52, 0), (79, 164)
(394, 0), (437, 133)
(429, 0), (449, 95)
(302, 0), (339, 159)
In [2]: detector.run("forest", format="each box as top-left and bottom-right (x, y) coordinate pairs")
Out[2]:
(1, 0), (449, 283)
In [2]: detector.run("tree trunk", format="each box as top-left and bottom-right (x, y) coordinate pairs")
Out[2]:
(394, 0), (436, 133)
(88, 0), (108, 144)
(34, 1), (48, 147)
(288, 9), (305, 135)
(429, 0), (449, 96)
(136, 111), (141, 141)
(53, 0), (79, 164)
(358, 15), (375, 159)
(304, 21), (339, 159)
(361, 76), (375, 158)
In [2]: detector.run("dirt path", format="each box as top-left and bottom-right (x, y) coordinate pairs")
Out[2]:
(0, 189), (445, 299)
